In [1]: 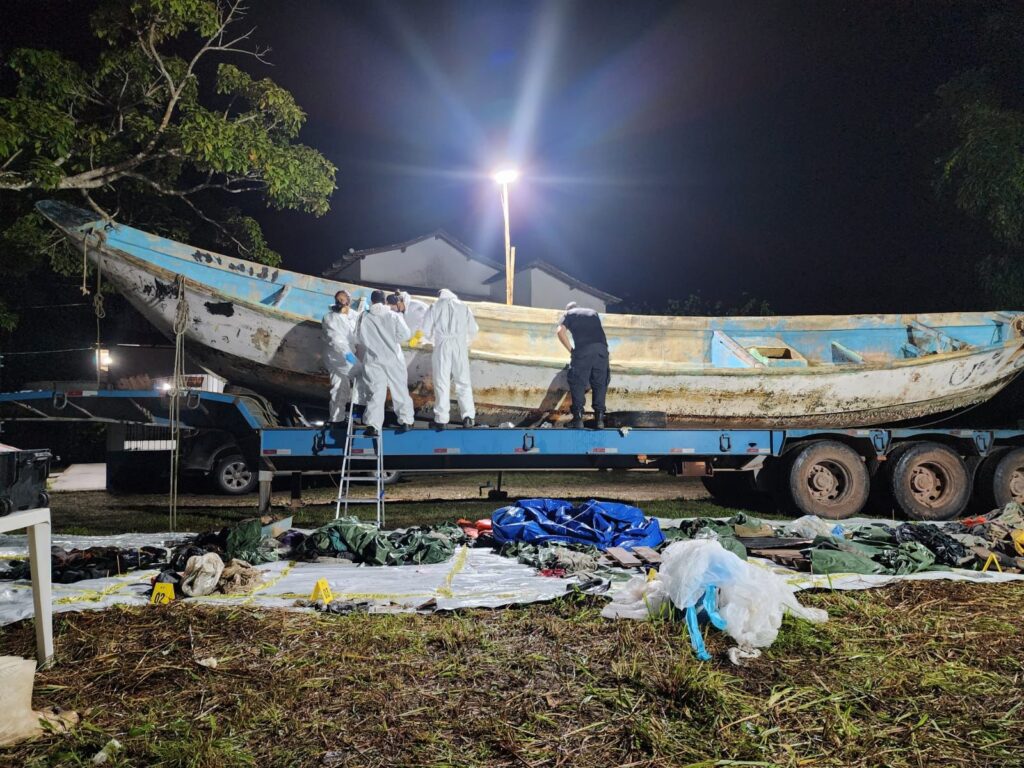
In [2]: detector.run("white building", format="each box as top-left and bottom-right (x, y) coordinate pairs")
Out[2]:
(323, 231), (619, 312)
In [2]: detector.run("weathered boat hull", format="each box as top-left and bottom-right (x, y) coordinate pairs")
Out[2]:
(37, 201), (1024, 427)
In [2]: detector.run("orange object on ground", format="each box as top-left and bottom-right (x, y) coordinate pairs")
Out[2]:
(475, 519), (493, 531)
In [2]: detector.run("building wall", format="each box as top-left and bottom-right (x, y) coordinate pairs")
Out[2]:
(526, 269), (607, 313)
(488, 271), (532, 306)
(337, 239), (499, 298)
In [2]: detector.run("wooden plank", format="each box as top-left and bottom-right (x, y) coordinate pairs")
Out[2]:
(605, 546), (642, 567)
(632, 546), (662, 564)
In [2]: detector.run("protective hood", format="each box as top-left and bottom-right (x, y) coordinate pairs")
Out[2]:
(369, 302), (391, 316)
(438, 288), (458, 302)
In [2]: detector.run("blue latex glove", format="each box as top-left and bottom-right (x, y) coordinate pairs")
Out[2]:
(344, 352), (357, 365)
(685, 604), (711, 661)
(702, 585), (727, 630)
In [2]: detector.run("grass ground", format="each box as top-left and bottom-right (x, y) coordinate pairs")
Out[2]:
(1, 473), (1018, 767)
(44, 473), (753, 535)
(1, 581), (1021, 767)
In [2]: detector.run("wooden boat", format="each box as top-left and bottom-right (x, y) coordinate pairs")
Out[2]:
(37, 200), (1024, 427)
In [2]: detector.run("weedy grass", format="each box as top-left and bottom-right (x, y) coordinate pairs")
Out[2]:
(1, 580), (1022, 767)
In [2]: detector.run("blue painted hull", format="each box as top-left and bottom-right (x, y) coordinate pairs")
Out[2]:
(35, 200), (1024, 426)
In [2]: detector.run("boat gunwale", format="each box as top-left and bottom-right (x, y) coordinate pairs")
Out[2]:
(82, 234), (1024, 379)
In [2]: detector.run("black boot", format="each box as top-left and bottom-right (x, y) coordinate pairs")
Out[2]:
(462, 416), (475, 428)
(395, 422), (413, 434)
(567, 412), (584, 429)
(364, 426), (379, 437)
(593, 411), (606, 430)
(430, 420), (446, 432)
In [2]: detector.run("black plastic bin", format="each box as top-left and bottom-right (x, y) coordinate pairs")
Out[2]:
(0, 447), (52, 516)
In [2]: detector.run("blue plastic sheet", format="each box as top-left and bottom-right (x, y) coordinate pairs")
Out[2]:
(491, 498), (664, 550)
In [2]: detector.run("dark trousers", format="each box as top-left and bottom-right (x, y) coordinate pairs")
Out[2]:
(567, 344), (610, 415)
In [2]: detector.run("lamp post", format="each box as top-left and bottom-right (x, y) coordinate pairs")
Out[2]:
(493, 168), (519, 305)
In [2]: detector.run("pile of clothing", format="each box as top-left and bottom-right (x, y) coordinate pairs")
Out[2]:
(0, 545), (168, 584)
(155, 552), (264, 598)
(297, 517), (468, 565)
(658, 505), (1024, 576)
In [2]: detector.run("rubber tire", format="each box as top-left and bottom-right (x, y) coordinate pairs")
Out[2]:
(975, 446), (1024, 510)
(888, 442), (970, 521)
(37, 491), (50, 508)
(0, 497), (12, 516)
(701, 472), (761, 508)
(778, 440), (870, 519)
(213, 453), (257, 495)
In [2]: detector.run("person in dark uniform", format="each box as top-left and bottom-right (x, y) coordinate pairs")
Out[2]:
(556, 301), (610, 429)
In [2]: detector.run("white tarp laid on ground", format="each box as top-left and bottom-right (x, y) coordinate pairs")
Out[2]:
(0, 530), (577, 627)
(1, 521), (1022, 628)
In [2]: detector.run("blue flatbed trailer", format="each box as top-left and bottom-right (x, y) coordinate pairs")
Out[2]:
(3, 388), (1024, 521)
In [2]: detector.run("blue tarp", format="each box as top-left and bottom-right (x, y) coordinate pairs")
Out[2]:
(491, 498), (664, 550)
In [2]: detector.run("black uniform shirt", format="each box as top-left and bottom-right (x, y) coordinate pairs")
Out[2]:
(561, 307), (607, 349)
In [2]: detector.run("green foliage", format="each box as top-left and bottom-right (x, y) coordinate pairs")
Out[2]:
(934, 71), (1024, 248)
(931, 9), (1024, 249)
(0, 0), (335, 261)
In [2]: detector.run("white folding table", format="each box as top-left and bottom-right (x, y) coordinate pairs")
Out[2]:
(0, 507), (53, 664)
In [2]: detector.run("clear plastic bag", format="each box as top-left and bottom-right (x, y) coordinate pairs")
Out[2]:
(600, 574), (668, 620)
(657, 540), (827, 649)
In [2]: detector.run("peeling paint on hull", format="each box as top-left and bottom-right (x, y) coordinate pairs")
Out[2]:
(36, 200), (1024, 427)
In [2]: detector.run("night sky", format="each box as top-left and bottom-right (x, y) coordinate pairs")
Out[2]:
(1, 1), (1006, 314)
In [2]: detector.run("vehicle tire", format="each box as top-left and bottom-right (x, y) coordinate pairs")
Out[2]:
(37, 491), (50, 508)
(701, 471), (761, 508)
(0, 497), (12, 517)
(888, 442), (970, 521)
(975, 446), (1024, 510)
(213, 453), (257, 495)
(778, 440), (869, 519)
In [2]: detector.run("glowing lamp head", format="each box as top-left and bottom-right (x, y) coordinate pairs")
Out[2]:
(492, 168), (519, 185)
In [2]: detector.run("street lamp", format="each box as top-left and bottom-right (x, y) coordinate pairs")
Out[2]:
(492, 168), (519, 305)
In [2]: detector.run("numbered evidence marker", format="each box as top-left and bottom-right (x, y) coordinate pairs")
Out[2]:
(310, 578), (334, 604)
(150, 582), (176, 604)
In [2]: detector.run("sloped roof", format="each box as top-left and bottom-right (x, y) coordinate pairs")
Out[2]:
(483, 259), (621, 304)
(325, 230), (504, 275)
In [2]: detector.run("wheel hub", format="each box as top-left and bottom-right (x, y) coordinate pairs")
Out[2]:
(223, 462), (251, 490)
(909, 464), (944, 506)
(1009, 468), (1024, 501)
(807, 462), (843, 503)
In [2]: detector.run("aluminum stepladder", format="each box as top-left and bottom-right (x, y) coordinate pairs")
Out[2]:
(333, 387), (385, 527)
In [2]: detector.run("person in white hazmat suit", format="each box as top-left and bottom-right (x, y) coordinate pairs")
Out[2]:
(355, 289), (416, 436)
(321, 289), (363, 424)
(422, 288), (479, 429)
(390, 290), (430, 345)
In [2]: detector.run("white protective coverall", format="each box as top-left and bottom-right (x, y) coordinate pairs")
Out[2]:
(398, 291), (430, 339)
(321, 306), (362, 421)
(422, 288), (478, 424)
(355, 302), (415, 430)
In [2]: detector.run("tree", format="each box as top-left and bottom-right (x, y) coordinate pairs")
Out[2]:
(0, 0), (336, 330)
(931, 7), (1024, 249)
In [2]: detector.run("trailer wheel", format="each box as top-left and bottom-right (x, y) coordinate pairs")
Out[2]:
(779, 441), (869, 519)
(889, 442), (970, 521)
(701, 471), (762, 508)
(213, 453), (257, 495)
(975, 447), (1024, 510)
